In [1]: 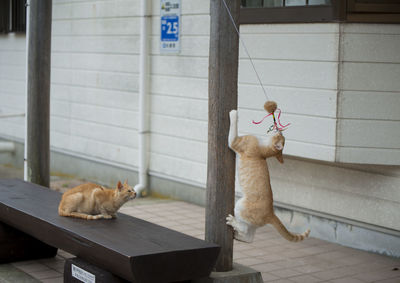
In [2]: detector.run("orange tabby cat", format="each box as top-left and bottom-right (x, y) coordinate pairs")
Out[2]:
(226, 108), (310, 243)
(58, 180), (136, 220)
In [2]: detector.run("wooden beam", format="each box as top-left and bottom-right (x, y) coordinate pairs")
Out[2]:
(206, 0), (240, 272)
(26, 0), (52, 187)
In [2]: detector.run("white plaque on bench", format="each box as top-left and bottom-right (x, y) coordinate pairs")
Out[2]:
(71, 264), (95, 283)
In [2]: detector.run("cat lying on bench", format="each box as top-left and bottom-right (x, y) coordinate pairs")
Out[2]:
(58, 180), (136, 220)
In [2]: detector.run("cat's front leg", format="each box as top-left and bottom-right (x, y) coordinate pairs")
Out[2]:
(228, 110), (238, 149)
(99, 208), (113, 219)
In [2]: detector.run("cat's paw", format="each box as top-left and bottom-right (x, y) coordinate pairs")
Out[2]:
(88, 214), (103, 220)
(226, 214), (236, 228)
(229, 110), (237, 122)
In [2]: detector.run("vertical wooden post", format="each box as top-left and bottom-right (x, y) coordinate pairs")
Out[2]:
(206, 0), (240, 272)
(26, 0), (52, 187)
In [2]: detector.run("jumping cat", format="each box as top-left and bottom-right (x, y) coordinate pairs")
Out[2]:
(226, 105), (310, 243)
(58, 180), (136, 220)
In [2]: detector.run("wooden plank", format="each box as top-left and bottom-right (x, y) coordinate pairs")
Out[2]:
(27, 0), (52, 187)
(206, 0), (240, 272)
(0, 179), (219, 283)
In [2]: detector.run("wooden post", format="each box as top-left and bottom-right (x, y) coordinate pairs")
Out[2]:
(26, 0), (52, 187)
(206, 0), (240, 272)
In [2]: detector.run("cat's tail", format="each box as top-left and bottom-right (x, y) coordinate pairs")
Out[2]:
(270, 214), (310, 242)
(59, 209), (103, 220)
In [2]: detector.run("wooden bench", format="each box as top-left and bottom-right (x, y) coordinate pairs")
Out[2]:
(0, 179), (220, 282)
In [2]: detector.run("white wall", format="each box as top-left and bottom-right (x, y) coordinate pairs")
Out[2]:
(148, 0), (210, 186)
(238, 24), (339, 162)
(0, 34), (26, 138)
(50, 0), (141, 167)
(337, 24), (400, 165)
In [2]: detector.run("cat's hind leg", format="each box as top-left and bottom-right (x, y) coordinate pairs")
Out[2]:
(59, 193), (104, 220)
(226, 214), (256, 243)
(227, 198), (257, 243)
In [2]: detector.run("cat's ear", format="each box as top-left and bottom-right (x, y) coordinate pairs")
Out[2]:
(276, 152), (284, 164)
(124, 179), (128, 185)
(117, 181), (123, 191)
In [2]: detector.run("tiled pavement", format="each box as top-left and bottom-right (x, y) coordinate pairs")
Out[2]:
(1, 197), (399, 283)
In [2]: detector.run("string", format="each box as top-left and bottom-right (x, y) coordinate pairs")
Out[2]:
(221, 0), (291, 133)
(221, 0), (269, 101)
(252, 109), (291, 132)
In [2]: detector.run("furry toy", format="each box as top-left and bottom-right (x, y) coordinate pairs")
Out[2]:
(226, 101), (310, 243)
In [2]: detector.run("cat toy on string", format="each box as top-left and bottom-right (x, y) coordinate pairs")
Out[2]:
(252, 101), (291, 134)
(220, 0), (290, 135)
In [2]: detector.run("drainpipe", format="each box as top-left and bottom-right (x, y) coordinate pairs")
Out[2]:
(23, 0), (30, 181)
(134, 0), (151, 197)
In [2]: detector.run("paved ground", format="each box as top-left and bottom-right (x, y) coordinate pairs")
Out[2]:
(0, 165), (399, 283)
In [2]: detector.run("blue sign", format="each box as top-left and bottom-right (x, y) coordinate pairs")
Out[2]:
(161, 15), (179, 42)
(160, 0), (180, 53)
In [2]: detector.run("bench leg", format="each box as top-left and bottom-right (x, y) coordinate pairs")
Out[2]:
(0, 222), (58, 263)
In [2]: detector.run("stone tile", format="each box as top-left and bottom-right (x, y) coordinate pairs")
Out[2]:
(233, 251), (249, 260)
(242, 248), (270, 257)
(235, 257), (267, 266)
(314, 250), (349, 261)
(15, 263), (49, 273)
(328, 278), (365, 283)
(29, 269), (62, 280)
(57, 250), (74, 259)
(339, 255), (370, 266)
(375, 277), (400, 283)
(11, 260), (39, 267)
(292, 263), (323, 274)
(274, 258), (308, 269)
(352, 268), (400, 282)
(279, 249), (312, 259)
(0, 264), (39, 283)
(178, 218), (200, 225)
(40, 276), (64, 283)
(43, 261), (65, 273)
(312, 266), (363, 281)
(262, 245), (290, 254)
(268, 279), (295, 283)
(257, 253), (287, 263)
(289, 274), (324, 283)
(261, 272), (280, 282)
(234, 242), (253, 252)
(251, 262), (282, 273)
(269, 268), (303, 278)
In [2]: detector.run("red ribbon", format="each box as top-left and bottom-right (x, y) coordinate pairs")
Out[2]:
(252, 108), (290, 131)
